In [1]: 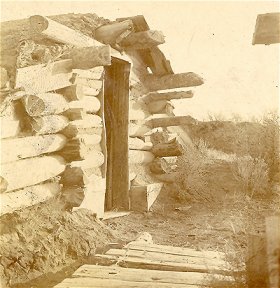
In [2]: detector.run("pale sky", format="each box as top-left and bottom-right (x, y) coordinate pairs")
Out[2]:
(1, 1), (279, 120)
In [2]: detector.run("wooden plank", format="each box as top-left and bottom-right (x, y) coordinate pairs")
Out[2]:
(0, 155), (65, 193)
(54, 277), (199, 288)
(1, 134), (67, 163)
(144, 73), (204, 91)
(106, 248), (227, 268)
(265, 216), (280, 288)
(93, 254), (232, 275)
(120, 30), (165, 49)
(104, 58), (130, 210)
(71, 264), (233, 286)
(141, 90), (194, 104)
(253, 13), (280, 45)
(0, 118), (20, 139)
(129, 150), (155, 164)
(125, 242), (226, 260)
(246, 234), (269, 288)
(0, 182), (61, 216)
(129, 137), (152, 151)
(31, 115), (69, 134)
(130, 183), (163, 212)
(15, 59), (73, 94)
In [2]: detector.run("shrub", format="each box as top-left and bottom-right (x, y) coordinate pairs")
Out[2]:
(231, 156), (269, 197)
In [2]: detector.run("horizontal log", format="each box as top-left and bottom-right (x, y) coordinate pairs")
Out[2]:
(128, 137), (152, 151)
(120, 30), (165, 49)
(129, 123), (150, 137)
(151, 141), (183, 157)
(149, 158), (174, 174)
(141, 90), (194, 104)
(57, 85), (84, 101)
(0, 182), (61, 216)
(0, 118), (20, 139)
(94, 20), (133, 45)
(129, 150), (154, 164)
(60, 140), (102, 162)
(73, 67), (104, 80)
(129, 101), (150, 120)
(74, 77), (103, 91)
(1, 134), (67, 163)
(145, 115), (196, 128)
(15, 59), (73, 94)
(1, 155), (65, 193)
(144, 73), (204, 91)
(69, 96), (101, 114)
(31, 115), (69, 134)
(29, 15), (101, 47)
(22, 93), (69, 116)
(81, 85), (102, 97)
(70, 150), (105, 169)
(130, 183), (163, 212)
(64, 45), (111, 69)
(63, 108), (86, 121)
(76, 134), (102, 146)
(147, 100), (168, 114)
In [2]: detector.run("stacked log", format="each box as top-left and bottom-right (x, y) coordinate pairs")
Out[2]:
(59, 67), (106, 218)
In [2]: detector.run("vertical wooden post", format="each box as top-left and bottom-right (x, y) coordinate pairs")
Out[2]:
(265, 216), (280, 288)
(104, 57), (130, 210)
(246, 234), (269, 288)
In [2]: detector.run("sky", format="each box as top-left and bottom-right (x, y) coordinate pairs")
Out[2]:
(1, 0), (279, 120)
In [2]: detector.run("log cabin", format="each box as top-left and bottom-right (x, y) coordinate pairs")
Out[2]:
(0, 12), (204, 219)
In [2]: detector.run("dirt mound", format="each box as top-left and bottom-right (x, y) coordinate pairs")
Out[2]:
(0, 198), (115, 287)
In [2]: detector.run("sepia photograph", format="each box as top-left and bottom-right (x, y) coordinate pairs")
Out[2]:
(0, 0), (279, 287)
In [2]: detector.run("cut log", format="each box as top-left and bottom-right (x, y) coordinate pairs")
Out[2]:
(0, 182), (61, 216)
(1, 134), (67, 163)
(74, 77), (103, 91)
(147, 100), (168, 114)
(0, 118), (20, 139)
(129, 101), (150, 120)
(265, 216), (280, 288)
(70, 150), (105, 169)
(64, 45), (111, 69)
(144, 73), (204, 91)
(63, 108), (86, 121)
(69, 96), (101, 114)
(57, 85), (84, 101)
(60, 139), (102, 162)
(141, 90), (194, 104)
(145, 115), (196, 128)
(22, 93), (69, 116)
(130, 183), (163, 212)
(76, 134), (102, 146)
(31, 115), (69, 134)
(71, 265), (232, 287)
(149, 158), (174, 174)
(73, 67), (104, 80)
(0, 155), (65, 193)
(129, 137), (152, 151)
(94, 20), (133, 45)
(129, 150), (155, 164)
(253, 13), (280, 45)
(129, 123), (150, 137)
(15, 59), (73, 94)
(81, 85), (102, 97)
(29, 15), (101, 47)
(151, 141), (183, 157)
(120, 30), (165, 49)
